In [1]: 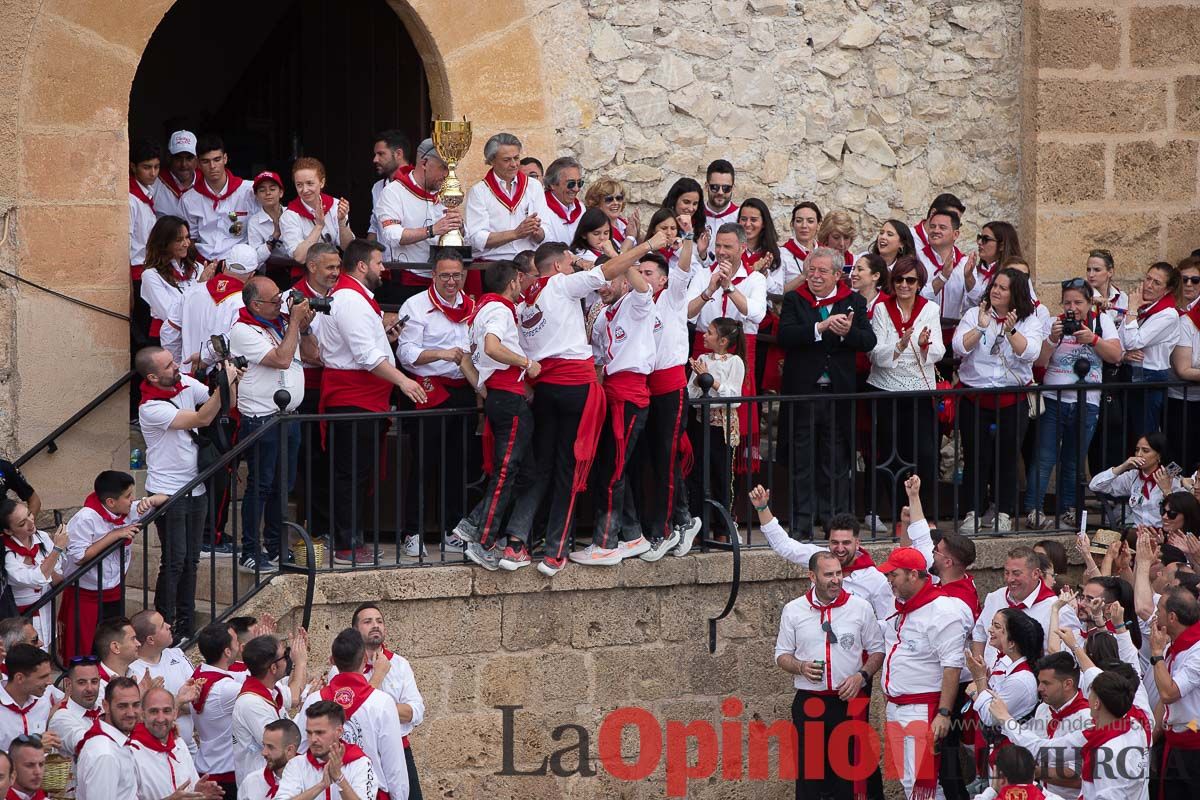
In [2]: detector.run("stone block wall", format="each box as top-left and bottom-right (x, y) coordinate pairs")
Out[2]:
(1032, 1), (1200, 296)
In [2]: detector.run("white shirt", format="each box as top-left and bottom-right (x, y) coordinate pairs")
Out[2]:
(881, 588), (968, 699)
(368, 177), (394, 258)
(279, 201), (345, 262)
(129, 731), (202, 800)
(180, 177), (259, 261)
(686, 354), (744, 413)
(1170, 313), (1200, 400)
(1045, 312), (1120, 405)
(375, 171), (448, 275)
(703, 202), (740, 258)
(174, 275), (247, 371)
(140, 265), (199, 329)
(759, 519), (895, 621)
(75, 720), (137, 800)
(973, 585), (1084, 665)
(1101, 284), (1130, 324)
(238, 765), (283, 800)
(152, 174), (193, 222)
(868, 299), (945, 392)
(953, 312), (1043, 388)
(229, 318), (305, 416)
(1163, 632), (1200, 731)
(0, 684), (58, 747)
(138, 375), (211, 496)
(50, 697), (102, 761)
(518, 269), (607, 362)
(972, 655), (1039, 727)
(4, 530), (60, 646)
(1121, 302), (1180, 371)
(247, 210), (290, 268)
(129, 184), (158, 266)
(686, 266), (768, 333)
(397, 289), (470, 379)
(231, 680), (293, 786)
(469, 300), (525, 391)
(326, 651), (425, 737)
(465, 174), (550, 260)
(1006, 718), (1148, 800)
(192, 664), (248, 776)
(596, 287), (655, 376)
(1088, 467), (1182, 528)
(296, 683), (409, 797)
(1027, 694), (1093, 800)
(918, 248), (969, 320)
(768, 249), (804, 296)
(652, 267), (693, 373)
(775, 590), (884, 691)
(276, 749), (376, 800)
(65, 500), (148, 591)
(542, 191), (582, 245)
(129, 648), (197, 756)
(316, 276), (394, 373)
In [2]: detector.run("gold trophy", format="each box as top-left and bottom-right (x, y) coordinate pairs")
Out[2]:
(432, 118), (472, 247)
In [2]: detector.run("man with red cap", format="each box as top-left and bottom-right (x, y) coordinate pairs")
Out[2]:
(878, 546), (969, 800)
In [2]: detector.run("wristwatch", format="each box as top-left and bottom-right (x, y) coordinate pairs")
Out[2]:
(936, 708), (951, 718)
(1151, 655), (1166, 665)
(857, 669), (871, 683)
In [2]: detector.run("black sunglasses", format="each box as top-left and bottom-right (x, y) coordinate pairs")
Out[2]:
(1061, 278), (1088, 290)
(821, 620), (837, 644)
(603, 194), (624, 203)
(11, 734), (41, 747)
(708, 183), (733, 194)
(976, 234), (996, 244)
(1184, 276), (1200, 285)
(69, 655), (100, 665)
(565, 180), (584, 190)
(273, 646), (292, 664)
(1162, 503), (1181, 519)
(894, 275), (920, 286)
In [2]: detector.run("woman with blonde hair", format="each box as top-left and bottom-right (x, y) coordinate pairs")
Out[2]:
(584, 177), (639, 250)
(279, 156), (354, 262)
(817, 210), (857, 274)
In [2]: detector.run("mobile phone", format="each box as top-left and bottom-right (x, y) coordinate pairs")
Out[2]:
(53, 510), (63, 527)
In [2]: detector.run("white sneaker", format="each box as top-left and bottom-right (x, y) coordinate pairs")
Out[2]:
(1060, 509), (1077, 529)
(1024, 510), (1051, 531)
(863, 513), (888, 534)
(958, 511), (979, 534)
(568, 544), (622, 566)
(995, 512), (1013, 532)
(640, 530), (681, 562)
(442, 534), (467, 554)
(618, 537), (651, 559)
(672, 518), (702, 557)
(402, 535), (427, 558)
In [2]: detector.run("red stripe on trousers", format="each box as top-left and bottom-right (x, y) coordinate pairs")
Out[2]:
(481, 412), (520, 548)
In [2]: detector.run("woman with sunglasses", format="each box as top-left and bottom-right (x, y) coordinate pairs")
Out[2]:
(1025, 278), (1122, 530)
(1089, 432), (1181, 528)
(817, 211), (857, 274)
(1168, 267), (1200, 475)
(1161, 491), (1200, 542)
(584, 178), (638, 251)
(964, 221), (1022, 309)
(867, 219), (917, 270)
(279, 156), (354, 264)
(868, 257), (944, 517)
(0, 498), (66, 648)
(662, 178), (710, 262)
(953, 268), (1043, 533)
(1122, 261), (1182, 437)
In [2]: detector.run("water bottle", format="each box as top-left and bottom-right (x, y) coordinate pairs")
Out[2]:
(130, 448), (145, 470)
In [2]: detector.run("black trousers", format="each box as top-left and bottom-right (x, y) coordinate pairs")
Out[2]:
(790, 690), (881, 800)
(790, 395), (852, 537)
(401, 385), (478, 538)
(592, 400), (648, 549)
(508, 382), (594, 561)
(297, 388), (332, 541)
(326, 406), (387, 551)
(686, 418), (733, 528)
(1155, 738), (1200, 800)
(405, 745), (424, 800)
(959, 396), (1029, 518)
(465, 389), (534, 549)
(643, 387), (690, 541)
(938, 682), (973, 800)
(874, 394), (939, 519)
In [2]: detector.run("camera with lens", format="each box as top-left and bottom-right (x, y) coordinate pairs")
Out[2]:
(209, 334), (249, 370)
(288, 289), (332, 314)
(1061, 310), (1083, 337)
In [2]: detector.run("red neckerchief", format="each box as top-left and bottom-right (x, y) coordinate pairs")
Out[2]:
(1138, 293), (1176, 323)
(1186, 301), (1200, 332)
(468, 293), (518, 326)
(138, 378), (186, 407)
(230, 661), (247, 673)
(305, 742), (365, 771)
(892, 578), (943, 617)
(865, 292), (888, 320)
(913, 220), (930, 248)
(6, 788), (47, 800)
(998, 784), (1044, 800)
(83, 492), (126, 526)
(286, 194), (334, 223)
(128, 722), (179, 758)
(331, 273), (381, 316)
(977, 260), (997, 283)
(795, 281), (852, 310)
(742, 250), (766, 271)
(239, 676), (283, 712)
(427, 286), (476, 324)
(263, 764), (280, 798)
(362, 646), (395, 677)
(544, 190), (581, 224)
(1007, 582), (1056, 609)
(783, 239), (810, 262)
(321, 671), (375, 719)
(807, 588), (850, 612)
(75, 717), (116, 757)
(169, 260), (195, 285)
(292, 280), (327, 301)
(806, 589), (851, 691)
(190, 665), (232, 713)
(841, 548), (876, 576)
(0, 691), (36, 733)
(192, 174), (246, 211)
(205, 274), (245, 305)
(1047, 691), (1090, 737)
(129, 177), (155, 213)
(884, 295), (929, 338)
(1167, 620), (1200, 666)
(1136, 469), (1158, 499)
(658, 246), (677, 262)
(237, 307), (286, 338)
(611, 217), (628, 245)
(158, 170), (192, 200)
(1081, 716), (1138, 780)
(921, 242), (964, 273)
(522, 276), (552, 306)
(394, 165), (437, 202)
(705, 202), (738, 221)
(939, 574), (982, 619)
(2, 535), (40, 562)
(483, 169), (528, 213)
(97, 662), (123, 682)
(604, 293), (626, 323)
(721, 273), (747, 315)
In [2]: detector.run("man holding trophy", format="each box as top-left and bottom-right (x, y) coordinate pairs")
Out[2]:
(465, 132), (550, 261)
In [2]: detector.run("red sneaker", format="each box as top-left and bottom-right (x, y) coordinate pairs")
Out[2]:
(538, 556), (567, 577)
(498, 546), (531, 571)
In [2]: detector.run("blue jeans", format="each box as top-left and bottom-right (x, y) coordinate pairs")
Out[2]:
(1025, 397), (1099, 513)
(240, 415), (300, 560)
(1131, 367), (1170, 437)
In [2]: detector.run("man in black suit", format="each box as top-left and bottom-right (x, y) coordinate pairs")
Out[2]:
(778, 248), (876, 537)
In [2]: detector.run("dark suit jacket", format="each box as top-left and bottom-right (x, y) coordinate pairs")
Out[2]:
(778, 287), (877, 394)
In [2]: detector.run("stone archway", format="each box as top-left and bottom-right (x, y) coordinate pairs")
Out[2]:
(1, 0), (556, 506)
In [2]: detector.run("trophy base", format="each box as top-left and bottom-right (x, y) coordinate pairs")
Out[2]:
(437, 230), (465, 248)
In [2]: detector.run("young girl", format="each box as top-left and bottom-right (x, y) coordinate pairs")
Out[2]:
(1088, 432), (1182, 528)
(686, 318), (746, 524)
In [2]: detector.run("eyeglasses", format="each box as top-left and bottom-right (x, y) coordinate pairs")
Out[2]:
(708, 184), (733, 194)
(603, 194), (624, 204)
(894, 275), (920, 286)
(256, 295), (284, 306)
(273, 646), (292, 665)
(820, 621), (837, 644)
(69, 655), (100, 665)
(565, 180), (584, 190)
(436, 272), (465, 283)
(1183, 276), (1200, 285)
(976, 235), (996, 244)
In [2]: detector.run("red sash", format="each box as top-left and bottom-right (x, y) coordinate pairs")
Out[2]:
(193, 174), (246, 211)
(533, 358), (604, 492)
(286, 194), (334, 224)
(394, 166), (437, 202)
(413, 375), (469, 411)
(321, 671), (374, 719)
(647, 365), (687, 395)
(544, 190), (581, 224)
(57, 585), (120, 661)
(603, 371), (650, 485)
(130, 177), (155, 213)
(320, 275), (391, 414)
(880, 689), (942, 800)
(483, 169), (528, 213)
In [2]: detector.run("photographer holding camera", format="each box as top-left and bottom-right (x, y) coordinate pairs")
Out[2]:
(135, 345), (242, 642)
(229, 276), (317, 574)
(1025, 277), (1122, 529)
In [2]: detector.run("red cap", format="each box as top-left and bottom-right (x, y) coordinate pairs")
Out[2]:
(253, 171), (284, 191)
(878, 547), (926, 573)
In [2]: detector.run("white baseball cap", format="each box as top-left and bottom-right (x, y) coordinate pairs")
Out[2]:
(168, 130), (198, 156)
(224, 244), (259, 275)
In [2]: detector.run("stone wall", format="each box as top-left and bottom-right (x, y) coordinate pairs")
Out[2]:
(236, 534), (1077, 799)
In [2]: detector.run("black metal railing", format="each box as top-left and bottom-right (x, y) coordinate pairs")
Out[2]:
(13, 370), (135, 468)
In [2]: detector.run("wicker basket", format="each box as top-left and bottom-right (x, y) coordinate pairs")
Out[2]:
(292, 538), (326, 568)
(43, 753), (71, 798)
